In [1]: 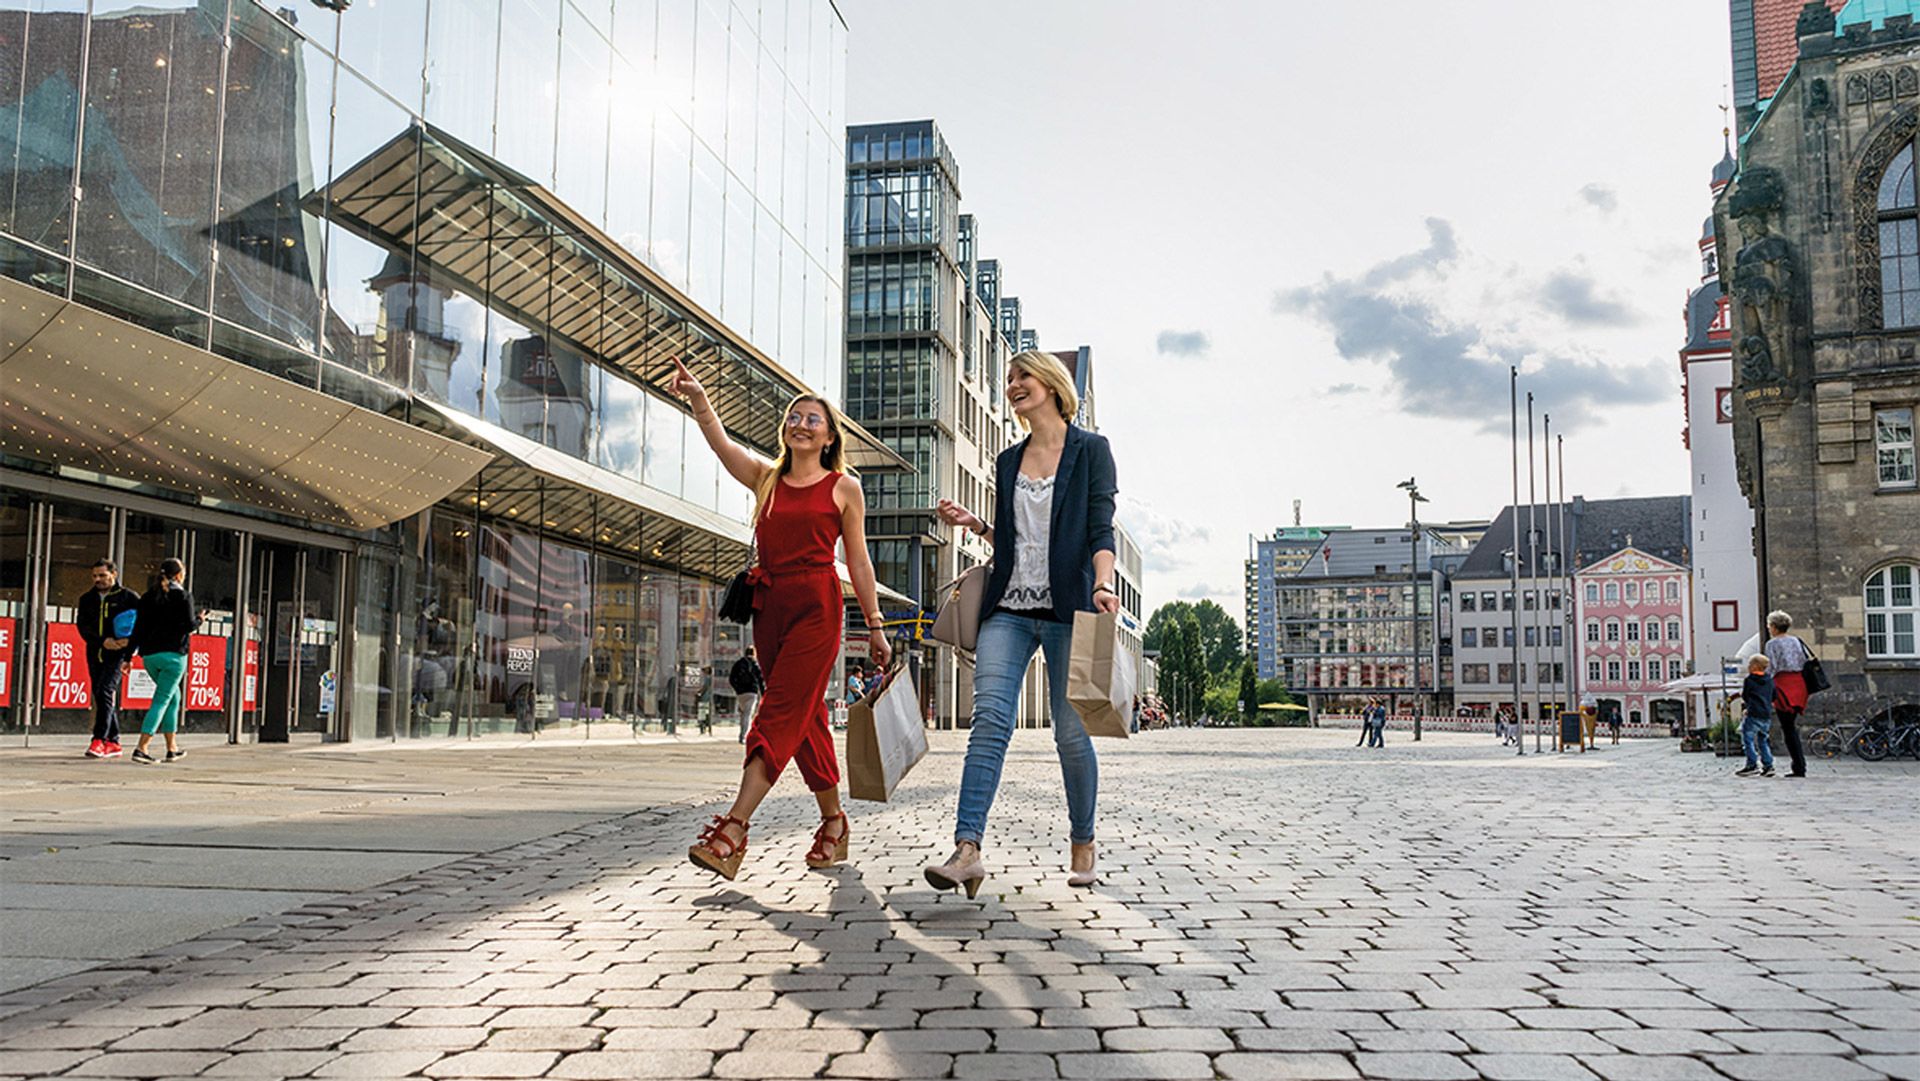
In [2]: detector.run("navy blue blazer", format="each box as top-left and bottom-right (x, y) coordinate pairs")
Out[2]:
(978, 425), (1119, 623)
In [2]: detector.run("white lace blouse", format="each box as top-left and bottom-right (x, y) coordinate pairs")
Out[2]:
(1002, 472), (1054, 610)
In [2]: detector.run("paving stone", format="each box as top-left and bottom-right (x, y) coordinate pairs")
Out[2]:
(60, 1050), (230, 1076)
(1600, 1029), (1738, 1055)
(954, 1052), (1060, 1080)
(1716, 1029), (1857, 1054)
(1858, 1056), (1920, 1081)
(1465, 1054), (1602, 1081)
(1703, 1054), (1888, 1080)
(1102, 1027), (1232, 1052)
(312, 1051), (448, 1078)
(337, 1026), (488, 1052)
(480, 1027), (602, 1051)
(198, 1050), (342, 1076)
(422, 1049), (561, 1077)
(549, 1050), (715, 1079)
(824, 1051), (954, 1078)
(1350, 1052), (1479, 1080)
(1214, 1051), (1361, 1079)
(1576, 1057), (1756, 1081)
(711, 1050), (833, 1078)
(1055, 1050), (1214, 1078)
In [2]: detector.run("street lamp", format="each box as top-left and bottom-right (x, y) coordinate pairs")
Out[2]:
(1396, 478), (1430, 742)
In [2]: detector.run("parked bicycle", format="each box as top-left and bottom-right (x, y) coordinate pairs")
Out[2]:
(1805, 698), (1907, 761)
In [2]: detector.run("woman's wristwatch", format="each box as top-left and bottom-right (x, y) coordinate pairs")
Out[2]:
(1093, 582), (1116, 596)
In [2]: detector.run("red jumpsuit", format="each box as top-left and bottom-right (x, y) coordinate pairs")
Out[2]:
(745, 471), (844, 791)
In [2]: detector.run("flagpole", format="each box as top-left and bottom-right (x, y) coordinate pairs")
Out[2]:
(1510, 368), (1524, 755)
(1527, 392), (1541, 753)
(1544, 412), (1558, 751)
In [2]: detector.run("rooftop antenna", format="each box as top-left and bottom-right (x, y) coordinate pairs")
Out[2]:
(1292, 499), (1301, 527)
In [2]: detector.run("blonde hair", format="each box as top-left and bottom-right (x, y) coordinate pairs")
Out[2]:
(1008, 349), (1079, 428)
(1749, 654), (1771, 671)
(752, 394), (853, 522)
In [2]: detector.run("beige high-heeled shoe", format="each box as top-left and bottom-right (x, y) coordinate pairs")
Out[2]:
(924, 844), (988, 898)
(1067, 841), (1098, 888)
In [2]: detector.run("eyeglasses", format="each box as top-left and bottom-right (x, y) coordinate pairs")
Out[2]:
(786, 412), (828, 430)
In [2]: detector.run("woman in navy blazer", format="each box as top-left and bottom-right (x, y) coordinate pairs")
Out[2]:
(926, 350), (1120, 894)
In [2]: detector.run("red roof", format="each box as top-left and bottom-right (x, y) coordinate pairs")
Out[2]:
(1755, 0), (1847, 101)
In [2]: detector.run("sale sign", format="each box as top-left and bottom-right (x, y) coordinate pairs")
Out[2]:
(0, 616), (14, 708)
(242, 638), (259, 711)
(187, 635), (226, 712)
(42, 623), (89, 710)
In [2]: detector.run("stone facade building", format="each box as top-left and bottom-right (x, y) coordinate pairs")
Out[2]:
(1715, 1), (1920, 713)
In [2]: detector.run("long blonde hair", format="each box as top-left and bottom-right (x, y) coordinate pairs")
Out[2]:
(1008, 349), (1079, 428)
(752, 394), (853, 522)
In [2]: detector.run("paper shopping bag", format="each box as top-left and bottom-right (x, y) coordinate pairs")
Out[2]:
(846, 666), (928, 802)
(1068, 610), (1135, 739)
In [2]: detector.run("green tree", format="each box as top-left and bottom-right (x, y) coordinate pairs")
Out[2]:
(1238, 659), (1257, 724)
(1187, 600), (1244, 677)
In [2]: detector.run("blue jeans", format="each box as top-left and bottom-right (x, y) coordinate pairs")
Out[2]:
(954, 611), (1099, 846)
(1741, 717), (1775, 770)
(1368, 719), (1385, 747)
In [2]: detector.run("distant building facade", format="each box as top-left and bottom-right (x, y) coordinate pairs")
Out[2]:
(1576, 548), (1693, 730)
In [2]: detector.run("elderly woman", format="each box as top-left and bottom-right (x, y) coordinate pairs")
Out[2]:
(1764, 611), (1811, 778)
(926, 349), (1120, 894)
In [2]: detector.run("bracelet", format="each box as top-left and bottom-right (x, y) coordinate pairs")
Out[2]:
(1093, 583), (1116, 595)
(864, 616), (884, 628)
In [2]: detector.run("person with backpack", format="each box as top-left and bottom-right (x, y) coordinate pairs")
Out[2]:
(1764, 610), (1815, 778)
(76, 558), (141, 759)
(729, 647), (765, 745)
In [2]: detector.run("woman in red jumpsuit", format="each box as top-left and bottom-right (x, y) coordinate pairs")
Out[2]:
(670, 359), (892, 880)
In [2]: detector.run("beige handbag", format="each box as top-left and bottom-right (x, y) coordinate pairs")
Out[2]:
(928, 564), (990, 652)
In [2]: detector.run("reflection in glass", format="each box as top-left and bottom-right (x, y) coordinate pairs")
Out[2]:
(554, 7), (611, 224)
(691, 0), (727, 152)
(605, 59), (654, 257)
(725, 35), (755, 181)
(425, 0), (501, 153)
(689, 142), (723, 309)
(755, 58), (784, 211)
(495, 0), (560, 183)
(0, 1), (87, 253)
(643, 388), (684, 497)
(336, 0), (426, 112)
(650, 117), (692, 288)
(596, 370), (647, 475)
(653, 0), (695, 123)
(753, 208), (779, 359)
(324, 70), (415, 380)
(637, 570), (677, 727)
(212, 6), (330, 352)
(680, 410), (717, 511)
(74, 0), (224, 304)
(721, 174), (751, 328)
(407, 248), (491, 418)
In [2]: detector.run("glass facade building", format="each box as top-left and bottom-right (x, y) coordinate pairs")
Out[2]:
(1, 0), (862, 743)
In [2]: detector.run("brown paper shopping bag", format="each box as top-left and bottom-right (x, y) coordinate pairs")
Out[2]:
(1068, 610), (1135, 739)
(845, 666), (929, 801)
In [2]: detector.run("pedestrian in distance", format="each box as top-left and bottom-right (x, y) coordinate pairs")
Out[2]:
(1736, 654), (1777, 777)
(1355, 700), (1370, 747)
(671, 358), (890, 881)
(845, 665), (866, 706)
(1607, 703), (1624, 744)
(928, 349), (1120, 895)
(76, 558), (140, 759)
(130, 557), (199, 765)
(1579, 692), (1599, 750)
(729, 646), (765, 745)
(1764, 611), (1811, 778)
(1368, 698), (1387, 748)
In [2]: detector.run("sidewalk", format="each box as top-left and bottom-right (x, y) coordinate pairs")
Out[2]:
(0, 735), (749, 995)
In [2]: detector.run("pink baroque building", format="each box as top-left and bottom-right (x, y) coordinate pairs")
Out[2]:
(1575, 547), (1693, 731)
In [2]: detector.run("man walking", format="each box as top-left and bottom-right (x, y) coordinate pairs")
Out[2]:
(1367, 698), (1386, 748)
(728, 646), (764, 744)
(76, 559), (140, 759)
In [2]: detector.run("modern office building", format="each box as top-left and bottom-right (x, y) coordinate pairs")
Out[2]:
(1, 0), (895, 743)
(1271, 527), (1457, 718)
(1245, 527), (1335, 680)
(845, 119), (1052, 729)
(1680, 147), (1759, 675)
(1716, 2), (1920, 715)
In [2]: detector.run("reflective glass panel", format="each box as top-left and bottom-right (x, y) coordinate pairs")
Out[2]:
(336, 0), (426, 112)
(495, 0), (560, 182)
(0, 1), (87, 252)
(554, 6), (611, 223)
(425, 0), (501, 153)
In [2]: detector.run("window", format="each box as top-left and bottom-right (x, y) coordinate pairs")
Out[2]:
(1502, 591), (1514, 611)
(1549, 626), (1563, 647)
(1536, 663), (1554, 684)
(1665, 581), (1681, 603)
(1713, 600), (1740, 632)
(1646, 619), (1661, 642)
(1523, 590), (1538, 611)
(1878, 407), (1917, 488)
(1502, 626), (1515, 648)
(1865, 564), (1919, 658)
(1461, 627), (1478, 648)
(1588, 659), (1602, 683)
(1607, 659), (1622, 682)
(1624, 581), (1639, 603)
(1497, 663), (1514, 684)
(1604, 582), (1619, 602)
(1481, 592), (1496, 611)
(1626, 621), (1641, 642)
(1585, 582), (1600, 603)
(1459, 592), (1478, 612)
(1462, 663), (1490, 684)
(1668, 659), (1685, 680)
(1586, 620), (1600, 643)
(1553, 663), (1565, 683)
(1606, 619), (1620, 642)
(1524, 626), (1538, 647)
(1668, 619), (1682, 641)
(1878, 142), (1920, 328)
(1628, 660), (1642, 682)
(1548, 590), (1562, 610)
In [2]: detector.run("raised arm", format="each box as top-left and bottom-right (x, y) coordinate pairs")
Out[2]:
(837, 475), (893, 671)
(669, 357), (770, 490)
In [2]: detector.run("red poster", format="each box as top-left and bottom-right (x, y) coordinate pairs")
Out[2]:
(186, 635), (227, 712)
(0, 616), (15, 708)
(42, 623), (90, 709)
(242, 638), (260, 711)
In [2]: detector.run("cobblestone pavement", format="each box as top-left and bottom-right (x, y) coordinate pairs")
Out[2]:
(1, 728), (1916, 1080)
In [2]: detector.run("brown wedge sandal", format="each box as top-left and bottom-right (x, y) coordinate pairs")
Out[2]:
(805, 811), (850, 868)
(689, 814), (750, 880)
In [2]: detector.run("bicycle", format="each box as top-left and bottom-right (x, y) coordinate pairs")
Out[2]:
(1805, 700), (1897, 761)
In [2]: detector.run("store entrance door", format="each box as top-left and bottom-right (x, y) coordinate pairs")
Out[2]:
(247, 541), (343, 742)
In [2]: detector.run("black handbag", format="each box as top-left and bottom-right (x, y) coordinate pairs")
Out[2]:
(1797, 637), (1831, 694)
(719, 539), (758, 625)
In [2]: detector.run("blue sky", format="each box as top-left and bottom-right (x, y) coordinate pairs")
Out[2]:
(838, 0), (1734, 614)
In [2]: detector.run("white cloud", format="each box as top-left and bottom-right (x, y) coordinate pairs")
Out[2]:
(1117, 495), (1212, 575)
